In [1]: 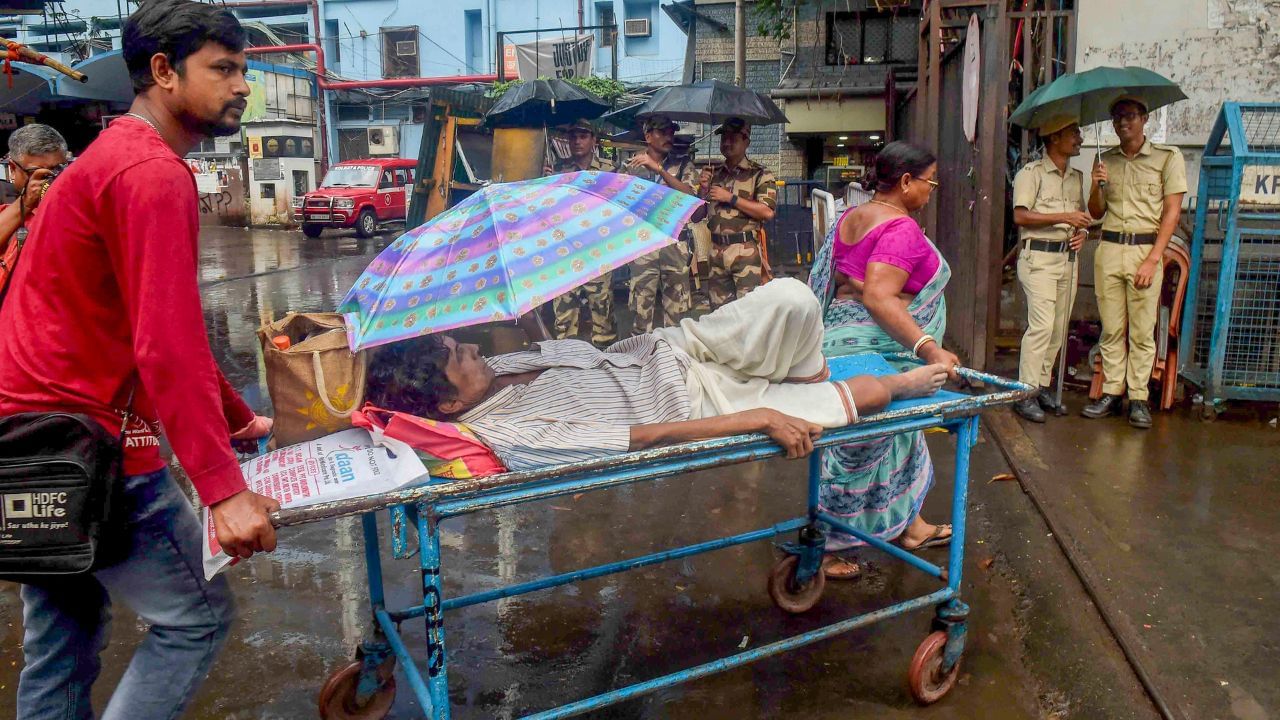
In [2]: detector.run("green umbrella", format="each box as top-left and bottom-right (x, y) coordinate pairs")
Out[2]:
(1009, 66), (1187, 130)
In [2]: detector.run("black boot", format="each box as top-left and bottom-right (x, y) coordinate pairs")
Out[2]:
(1037, 387), (1062, 413)
(1014, 397), (1046, 423)
(1081, 394), (1123, 419)
(1128, 399), (1152, 429)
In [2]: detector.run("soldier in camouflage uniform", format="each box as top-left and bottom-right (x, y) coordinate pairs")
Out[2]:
(546, 120), (618, 347)
(698, 117), (778, 309)
(621, 115), (701, 335)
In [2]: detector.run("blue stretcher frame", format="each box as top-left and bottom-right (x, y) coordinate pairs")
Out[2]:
(272, 355), (1033, 718)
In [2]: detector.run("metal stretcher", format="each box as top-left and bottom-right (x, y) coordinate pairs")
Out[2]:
(271, 354), (1033, 719)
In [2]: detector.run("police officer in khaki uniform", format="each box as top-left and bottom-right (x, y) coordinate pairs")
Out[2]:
(1083, 96), (1187, 428)
(621, 115), (700, 335)
(698, 117), (777, 309)
(546, 119), (618, 347)
(1011, 114), (1092, 422)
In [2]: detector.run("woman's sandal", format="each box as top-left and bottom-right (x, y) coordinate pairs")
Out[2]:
(821, 554), (862, 580)
(898, 524), (953, 552)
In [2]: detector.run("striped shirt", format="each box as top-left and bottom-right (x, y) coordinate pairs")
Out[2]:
(458, 337), (691, 470)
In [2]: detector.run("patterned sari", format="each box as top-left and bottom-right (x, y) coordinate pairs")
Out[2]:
(808, 211), (951, 549)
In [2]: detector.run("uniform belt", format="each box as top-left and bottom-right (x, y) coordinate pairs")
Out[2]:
(1024, 239), (1070, 253)
(711, 231), (758, 246)
(1101, 230), (1157, 245)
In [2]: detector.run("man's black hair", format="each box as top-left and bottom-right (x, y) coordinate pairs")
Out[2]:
(123, 0), (246, 94)
(365, 335), (461, 419)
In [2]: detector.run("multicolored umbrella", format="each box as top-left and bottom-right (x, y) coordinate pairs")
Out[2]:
(339, 170), (703, 351)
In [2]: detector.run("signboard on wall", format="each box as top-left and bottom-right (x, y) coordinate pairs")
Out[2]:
(248, 136), (264, 159)
(252, 158), (282, 181)
(505, 34), (594, 80)
(258, 136), (315, 159)
(1240, 165), (1280, 206)
(243, 69), (269, 123)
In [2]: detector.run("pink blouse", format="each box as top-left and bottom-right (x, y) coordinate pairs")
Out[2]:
(832, 213), (940, 295)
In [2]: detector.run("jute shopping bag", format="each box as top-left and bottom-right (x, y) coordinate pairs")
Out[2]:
(258, 313), (366, 446)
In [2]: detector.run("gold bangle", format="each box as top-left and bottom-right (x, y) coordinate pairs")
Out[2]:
(912, 334), (936, 357)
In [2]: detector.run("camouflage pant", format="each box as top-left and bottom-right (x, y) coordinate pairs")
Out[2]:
(629, 243), (691, 335)
(552, 274), (616, 347)
(706, 240), (763, 309)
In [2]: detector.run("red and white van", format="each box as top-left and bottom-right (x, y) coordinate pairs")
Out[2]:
(293, 158), (416, 238)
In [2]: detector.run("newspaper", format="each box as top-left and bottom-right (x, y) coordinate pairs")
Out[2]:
(202, 428), (429, 579)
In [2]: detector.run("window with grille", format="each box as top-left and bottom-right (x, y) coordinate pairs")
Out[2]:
(598, 4), (617, 48)
(381, 27), (419, 78)
(825, 9), (919, 66)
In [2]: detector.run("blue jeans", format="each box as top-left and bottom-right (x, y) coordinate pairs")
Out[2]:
(17, 469), (235, 720)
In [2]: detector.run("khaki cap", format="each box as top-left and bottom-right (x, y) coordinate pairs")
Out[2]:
(1038, 113), (1080, 137)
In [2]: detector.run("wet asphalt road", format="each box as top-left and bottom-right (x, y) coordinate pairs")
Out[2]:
(0, 227), (1155, 719)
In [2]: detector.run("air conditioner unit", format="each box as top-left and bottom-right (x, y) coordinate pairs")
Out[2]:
(367, 126), (399, 155)
(623, 18), (650, 37)
(395, 40), (417, 57)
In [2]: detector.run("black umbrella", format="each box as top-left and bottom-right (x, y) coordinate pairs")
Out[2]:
(632, 79), (788, 126)
(485, 79), (611, 128)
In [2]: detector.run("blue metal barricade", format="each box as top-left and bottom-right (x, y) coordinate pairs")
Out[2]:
(276, 356), (1032, 718)
(1181, 102), (1280, 419)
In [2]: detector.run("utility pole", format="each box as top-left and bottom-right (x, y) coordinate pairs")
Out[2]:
(734, 0), (746, 86)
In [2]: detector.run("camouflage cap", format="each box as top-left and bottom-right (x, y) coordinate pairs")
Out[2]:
(641, 115), (677, 133)
(561, 118), (599, 135)
(713, 117), (750, 136)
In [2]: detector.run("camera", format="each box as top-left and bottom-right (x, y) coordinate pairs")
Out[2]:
(36, 164), (67, 198)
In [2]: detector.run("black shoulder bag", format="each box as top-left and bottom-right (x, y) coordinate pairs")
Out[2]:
(0, 398), (132, 579)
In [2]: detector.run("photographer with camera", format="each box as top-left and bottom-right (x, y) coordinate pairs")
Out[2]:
(0, 124), (69, 299)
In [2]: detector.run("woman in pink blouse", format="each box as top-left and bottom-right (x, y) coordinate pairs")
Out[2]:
(809, 141), (959, 579)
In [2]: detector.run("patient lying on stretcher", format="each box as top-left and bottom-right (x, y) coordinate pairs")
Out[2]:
(365, 279), (948, 472)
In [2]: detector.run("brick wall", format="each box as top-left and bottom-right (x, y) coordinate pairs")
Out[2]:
(690, 3), (786, 175)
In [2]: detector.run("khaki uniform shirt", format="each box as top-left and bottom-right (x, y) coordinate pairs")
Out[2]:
(1012, 156), (1086, 243)
(1098, 140), (1188, 234)
(620, 152), (697, 192)
(705, 158), (777, 237)
(551, 154), (613, 174)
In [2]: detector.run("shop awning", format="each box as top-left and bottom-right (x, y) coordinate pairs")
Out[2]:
(49, 50), (133, 104)
(0, 64), (57, 114)
(781, 96), (884, 135)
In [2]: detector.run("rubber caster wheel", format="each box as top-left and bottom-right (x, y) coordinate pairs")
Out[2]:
(318, 659), (396, 719)
(1196, 404), (1220, 423)
(767, 554), (826, 615)
(908, 631), (960, 705)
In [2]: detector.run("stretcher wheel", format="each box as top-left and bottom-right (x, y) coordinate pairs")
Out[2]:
(318, 659), (396, 720)
(907, 631), (960, 705)
(767, 554), (826, 614)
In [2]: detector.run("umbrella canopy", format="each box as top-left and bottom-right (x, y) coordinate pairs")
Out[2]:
(632, 79), (788, 126)
(339, 171), (704, 350)
(485, 79), (611, 128)
(1009, 66), (1186, 129)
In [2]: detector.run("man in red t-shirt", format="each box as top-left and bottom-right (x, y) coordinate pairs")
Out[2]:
(0, 2), (277, 716)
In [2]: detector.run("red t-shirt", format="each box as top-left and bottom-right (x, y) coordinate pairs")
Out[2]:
(0, 117), (254, 506)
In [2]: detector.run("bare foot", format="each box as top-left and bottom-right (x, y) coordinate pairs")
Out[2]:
(822, 554), (861, 580)
(885, 363), (949, 400)
(898, 521), (952, 550)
